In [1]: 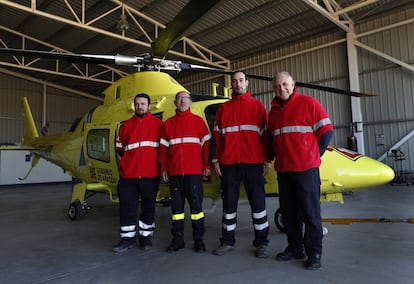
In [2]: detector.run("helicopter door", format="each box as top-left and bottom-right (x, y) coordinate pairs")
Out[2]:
(83, 122), (119, 186)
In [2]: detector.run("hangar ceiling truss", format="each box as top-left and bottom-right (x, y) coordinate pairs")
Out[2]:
(0, 25), (125, 85)
(302, 0), (380, 32)
(0, 0), (230, 84)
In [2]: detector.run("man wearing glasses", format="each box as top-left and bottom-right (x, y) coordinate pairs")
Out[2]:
(160, 91), (212, 253)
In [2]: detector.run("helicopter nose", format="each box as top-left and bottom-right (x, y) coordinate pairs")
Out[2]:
(335, 156), (395, 189)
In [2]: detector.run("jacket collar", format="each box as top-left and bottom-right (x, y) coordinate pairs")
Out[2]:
(271, 89), (299, 108)
(133, 112), (151, 120)
(175, 108), (192, 116)
(231, 91), (251, 101)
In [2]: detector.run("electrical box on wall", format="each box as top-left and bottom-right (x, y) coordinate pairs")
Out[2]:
(376, 134), (385, 145)
(0, 150), (72, 185)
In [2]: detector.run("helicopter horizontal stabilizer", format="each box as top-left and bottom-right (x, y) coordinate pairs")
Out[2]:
(0, 145), (35, 150)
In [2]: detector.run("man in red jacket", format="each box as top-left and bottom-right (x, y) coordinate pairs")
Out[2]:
(212, 71), (272, 258)
(113, 93), (163, 253)
(160, 91), (211, 253)
(268, 71), (333, 270)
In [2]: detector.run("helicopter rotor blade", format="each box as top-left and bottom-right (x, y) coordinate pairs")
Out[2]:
(151, 0), (222, 58)
(179, 63), (375, 97)
(0, 47), (375, 97)
(294, 81), (375, 97)
(0, 48), (144, 66)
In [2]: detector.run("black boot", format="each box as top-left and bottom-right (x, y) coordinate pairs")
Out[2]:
(276, 245), (306, 261)
(166, 239), (185, 253)
(194, 240), (206, 253)
(306, 254), (322, 270)
(112, 237), (135, 253)
(139, 236), (152, 251)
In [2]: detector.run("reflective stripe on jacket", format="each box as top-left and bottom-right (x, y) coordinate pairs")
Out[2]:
(159, 109), (211, 175)
(268, 90), (333, 172)
(212, 91), (269, 165)
(116, 113), (162, 178)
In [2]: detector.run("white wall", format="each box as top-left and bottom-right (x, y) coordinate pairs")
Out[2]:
(0, 150), (72, 185)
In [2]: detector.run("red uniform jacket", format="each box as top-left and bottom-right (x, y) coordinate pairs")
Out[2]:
(268, 90), (333, 172)
(212, 91), (270, 165)
(159, 109), (211, 176)
(116, 113), (162, 179)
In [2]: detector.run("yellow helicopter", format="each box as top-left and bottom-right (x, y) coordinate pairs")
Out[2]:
(0, 0), (395, 228)
(16, 69), (394, 223)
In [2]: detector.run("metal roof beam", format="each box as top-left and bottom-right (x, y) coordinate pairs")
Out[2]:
(0, 25), (126, 84)
(354, 40), (414, 73)
(302, 0), (356, 32)
(0, 67), (103, 101)
(0, 0), (230, 69)
(355, 18), (414, 73)
(332, 0), (380, 17)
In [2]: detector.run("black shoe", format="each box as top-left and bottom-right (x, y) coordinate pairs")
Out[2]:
(139, 238), (152, 251)
(112, 237), (135, 253)
(306, 254), (322, 270)
(213, 244), (234, 256)
(255, 245), (269, 258)
(194, 240), (206, 253)
(276, 245), (306, 261)
(166, 241), (185, 253)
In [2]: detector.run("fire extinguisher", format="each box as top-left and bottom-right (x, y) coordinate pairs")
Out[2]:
(347, 122), (357, 152)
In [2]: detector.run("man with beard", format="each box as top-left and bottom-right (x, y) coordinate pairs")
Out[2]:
(212, 71), (271, 258)
(113, 93), (163, 252)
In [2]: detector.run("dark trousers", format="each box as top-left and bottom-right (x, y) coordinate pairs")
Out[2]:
(169, 175), (205, 242)
(220, 163), (269, 247)
(277, 168), (322, 256)
(117, 177), (159, 239)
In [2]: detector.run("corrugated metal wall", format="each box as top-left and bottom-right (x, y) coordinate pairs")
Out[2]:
(1, 73), (41, 143)
(180, 8), (414, 173)
(357, 7), (414, 174)
(0, 73), (101, 144)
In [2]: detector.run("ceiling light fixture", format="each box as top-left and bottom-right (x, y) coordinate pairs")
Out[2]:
(117, 2), (129, 32)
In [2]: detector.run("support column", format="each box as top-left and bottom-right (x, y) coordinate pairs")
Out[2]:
(346, 29), (365, 154)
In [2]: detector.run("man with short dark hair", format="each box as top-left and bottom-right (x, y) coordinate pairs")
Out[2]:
(212, 71), (271, 258)
(113, 93), (162, 253)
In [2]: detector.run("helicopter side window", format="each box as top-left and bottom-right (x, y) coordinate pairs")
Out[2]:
(87, 129), (110, 162)
(116, 86), (121, 100)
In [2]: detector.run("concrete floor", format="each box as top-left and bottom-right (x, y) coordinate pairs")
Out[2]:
(1, 182), (414, 284)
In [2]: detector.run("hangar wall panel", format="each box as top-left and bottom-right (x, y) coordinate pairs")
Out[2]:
(0, 73), (101, 144)
(0, 150), (72, 185)
(0, 73), (42, 144)
(357, 8), (414, 172)
(45, 89), (100, 134)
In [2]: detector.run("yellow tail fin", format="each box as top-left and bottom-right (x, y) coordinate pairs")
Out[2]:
(21, 97), (39, 145)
